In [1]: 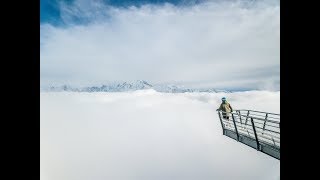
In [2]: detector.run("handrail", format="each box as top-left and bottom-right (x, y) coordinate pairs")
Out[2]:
(217, 108), (280, 160)
(217, 110), (280, 124)
(236, 109), (280, 116)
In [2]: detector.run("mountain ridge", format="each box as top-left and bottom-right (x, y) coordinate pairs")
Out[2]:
(41, 80), (232, 93)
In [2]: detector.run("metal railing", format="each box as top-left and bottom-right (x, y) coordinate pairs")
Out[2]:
(217, 109), (280, 160)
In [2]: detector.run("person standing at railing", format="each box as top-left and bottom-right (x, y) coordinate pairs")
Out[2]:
(217, 97), (233, 119)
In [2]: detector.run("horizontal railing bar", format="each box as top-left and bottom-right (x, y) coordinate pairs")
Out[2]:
(217, 110), (280, 123)
(236, 109), (280, 116)
(237, 125), (280, 136)
(234, 128), (280, 144)
(234, 122), (280, 134)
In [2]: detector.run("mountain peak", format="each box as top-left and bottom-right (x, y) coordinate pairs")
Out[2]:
(41, 81), (232, 93)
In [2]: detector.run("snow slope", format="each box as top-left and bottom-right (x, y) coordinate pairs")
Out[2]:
(40, 90), (280, 180)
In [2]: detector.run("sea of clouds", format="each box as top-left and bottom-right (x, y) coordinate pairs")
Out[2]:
(41, 90), (280, 180)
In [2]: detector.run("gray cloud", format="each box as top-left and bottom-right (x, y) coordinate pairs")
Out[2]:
(40, 0), (280, 90)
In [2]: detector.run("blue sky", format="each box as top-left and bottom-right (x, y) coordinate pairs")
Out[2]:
(40, 0), (280, 90)
(40, 0), (60, 25)
(40, 0), (203, 25)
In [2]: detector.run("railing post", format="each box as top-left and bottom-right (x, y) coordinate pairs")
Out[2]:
(262, 113), (268, 135)
(262, 113), (268, 131)
(251, 117), (260, 150)
(218, 111), (225, 134)
(232, 113), (239, 141)
(245, 110), (250, 125)
(237, 110), (242, 124)
(272, 137), (276, 148)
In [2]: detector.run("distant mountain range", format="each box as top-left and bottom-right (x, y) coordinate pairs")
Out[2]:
(41, 80), (232, 93)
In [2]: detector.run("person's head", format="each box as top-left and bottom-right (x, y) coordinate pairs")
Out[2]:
(221, 97), (226, 103)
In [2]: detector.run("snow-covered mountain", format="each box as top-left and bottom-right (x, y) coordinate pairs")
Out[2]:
(42, 80), (231, 93)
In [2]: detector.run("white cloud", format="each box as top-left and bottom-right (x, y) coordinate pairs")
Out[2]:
(41, 90), (279, 180)
(40, 0), (280, 90)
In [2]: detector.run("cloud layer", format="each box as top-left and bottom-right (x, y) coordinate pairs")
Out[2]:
(41, 90), (280, 180)
(40, 0), (280, 90)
